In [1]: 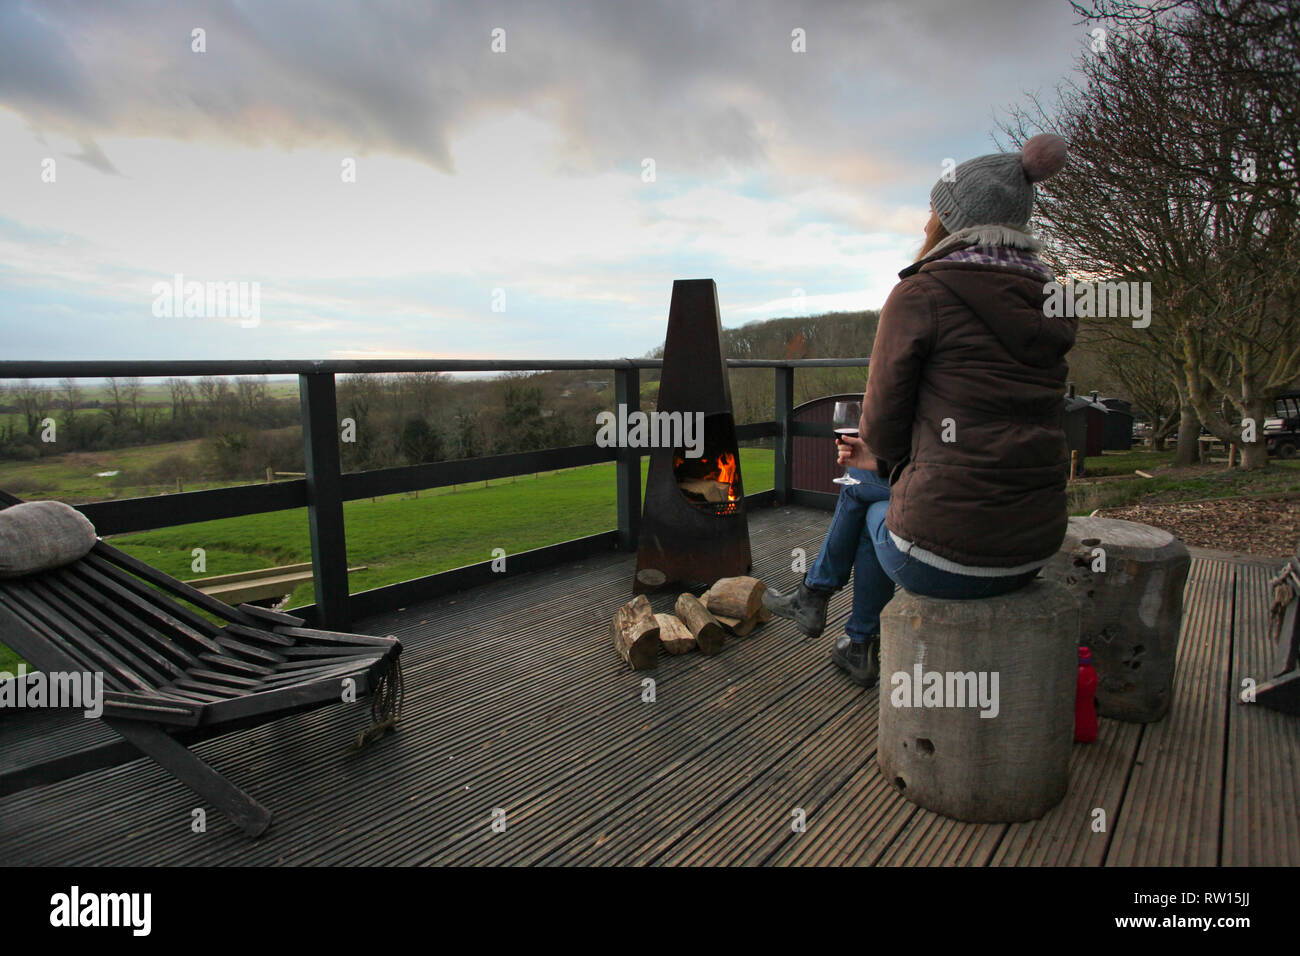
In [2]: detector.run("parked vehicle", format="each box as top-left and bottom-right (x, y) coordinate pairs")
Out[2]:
(1267, 390), (1300, 459)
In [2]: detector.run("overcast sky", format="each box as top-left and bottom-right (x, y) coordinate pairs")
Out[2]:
(0, 0), (1089, 364)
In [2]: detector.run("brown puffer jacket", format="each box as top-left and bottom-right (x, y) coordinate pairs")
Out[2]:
(859, 248), (1077, 568)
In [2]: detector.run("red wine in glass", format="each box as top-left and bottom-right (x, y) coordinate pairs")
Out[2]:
(832, 402), (862, 486)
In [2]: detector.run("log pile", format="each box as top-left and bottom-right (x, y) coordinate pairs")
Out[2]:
(610, 576), (768, 669)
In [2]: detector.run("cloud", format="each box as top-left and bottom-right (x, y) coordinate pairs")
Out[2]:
(68, 138), (119, 174)
(0, 0), (1081, 186)
(0, 0), (1088, 362)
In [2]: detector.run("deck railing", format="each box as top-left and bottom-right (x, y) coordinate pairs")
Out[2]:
(0, 358), (869, 629)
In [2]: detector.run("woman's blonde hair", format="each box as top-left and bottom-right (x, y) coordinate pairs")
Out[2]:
(915, 212), (949, 262)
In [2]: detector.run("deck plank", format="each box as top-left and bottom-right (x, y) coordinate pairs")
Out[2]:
(768, 755), (916, 866)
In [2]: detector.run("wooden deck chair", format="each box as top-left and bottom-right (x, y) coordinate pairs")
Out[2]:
(1262, 544), (1300, 714)
(0, 490), (403, 837)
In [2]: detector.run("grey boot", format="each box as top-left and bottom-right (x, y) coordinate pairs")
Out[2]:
(761, 579), (831, 639)
(830, 634), (880, 687)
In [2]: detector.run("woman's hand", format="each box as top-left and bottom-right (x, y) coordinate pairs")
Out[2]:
(836, 435), (878, 472)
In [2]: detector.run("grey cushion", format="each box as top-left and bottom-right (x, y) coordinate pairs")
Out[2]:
(0, 501), (98, 578)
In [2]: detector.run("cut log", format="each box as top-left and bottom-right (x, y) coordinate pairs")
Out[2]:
(714, 613), (758, 637)
(611, 595), (661, 670)
(635, 567), (668, 590)
(655, 613), (695, 655)
(674, 593), (725, 656)
(705, 576), (766, 620)
(756, 603), (772, 623)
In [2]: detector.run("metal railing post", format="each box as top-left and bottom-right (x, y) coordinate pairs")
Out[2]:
(614, 365), (641, 551)
(299, 372), (351, 630)
(774, 365), (794, 504)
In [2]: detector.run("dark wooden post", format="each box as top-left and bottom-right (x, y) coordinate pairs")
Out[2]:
(299, 373), (350, 630)
(774, 365), (794, 505)
(614, 364), (641, 551)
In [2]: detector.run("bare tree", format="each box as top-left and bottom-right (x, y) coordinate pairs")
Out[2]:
(103, 377), (126, 430)
(234, 376), (268, 418)
(11, 379), (50, 437)
(122, 376), (143, 428)
(196, 376), (233, 422)
(1004, 0), (1300, 468)
(166, 376), (195, 420)
(58, 377), (83, 426)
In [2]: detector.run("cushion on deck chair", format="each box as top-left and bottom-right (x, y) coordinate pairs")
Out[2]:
(0, 500), (98, 578)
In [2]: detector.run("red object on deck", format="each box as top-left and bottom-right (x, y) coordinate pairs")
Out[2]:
(1075, 646), (1099, 743)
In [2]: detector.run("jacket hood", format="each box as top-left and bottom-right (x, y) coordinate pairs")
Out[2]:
(896, 225), (1075, 369)
(909, 258), (1075, 369)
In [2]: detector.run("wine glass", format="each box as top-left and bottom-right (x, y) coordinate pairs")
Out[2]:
(832, 401), (862, 486)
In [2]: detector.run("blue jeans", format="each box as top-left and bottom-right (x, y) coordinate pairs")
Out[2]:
(804, 467), (1040, 643)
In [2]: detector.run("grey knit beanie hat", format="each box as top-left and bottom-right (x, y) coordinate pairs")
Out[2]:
(929, 133), (1068, 232)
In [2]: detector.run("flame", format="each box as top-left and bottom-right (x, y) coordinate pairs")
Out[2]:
(716, 452), (738, 501)
(674, 449), (740, 508)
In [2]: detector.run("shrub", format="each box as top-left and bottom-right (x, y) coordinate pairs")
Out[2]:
(145, 454), (195, 484)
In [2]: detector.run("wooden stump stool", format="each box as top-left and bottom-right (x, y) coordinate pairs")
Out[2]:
(877, 579), (1078, 823)
(1040, 517), (1190, 722)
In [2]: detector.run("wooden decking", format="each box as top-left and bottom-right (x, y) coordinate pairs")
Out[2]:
(0, 506), (1293, 865)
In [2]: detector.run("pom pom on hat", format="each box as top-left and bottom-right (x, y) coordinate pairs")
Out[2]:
(1021, 133), (1067, 183)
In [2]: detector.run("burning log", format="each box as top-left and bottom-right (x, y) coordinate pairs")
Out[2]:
(674, 593), (726, 656)
(677, 479), (733, 503)
(705, 576), (766, 620)
(611, 595), (661, 670)
(655, 613), (696, 655)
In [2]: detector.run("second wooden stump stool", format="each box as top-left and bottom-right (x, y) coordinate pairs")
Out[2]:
(877, 579), (1079, 823)
(1040, 517), (1190, 722)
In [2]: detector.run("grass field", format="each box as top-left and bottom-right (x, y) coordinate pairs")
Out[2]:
(0, 427), (304, 502)
(0, 448), (774, 670)
(1067, 448), (1300, 514)
(0, 437), (214, 501)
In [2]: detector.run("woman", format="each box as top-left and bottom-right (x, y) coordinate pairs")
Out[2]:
(763, 133), (1077, 687)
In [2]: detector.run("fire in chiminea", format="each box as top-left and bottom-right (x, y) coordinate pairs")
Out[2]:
(674, 449), (740, 514)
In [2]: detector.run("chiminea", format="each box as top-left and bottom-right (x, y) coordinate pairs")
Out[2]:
(634, 279), (752, 592)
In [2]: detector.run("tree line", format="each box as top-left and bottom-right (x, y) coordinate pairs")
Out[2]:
(0, 376), (297, 456)
(0, 372), (608, 482)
